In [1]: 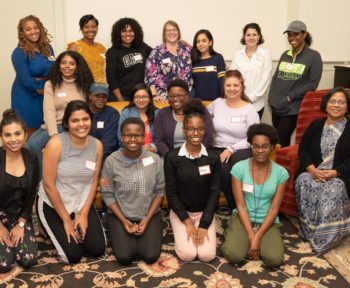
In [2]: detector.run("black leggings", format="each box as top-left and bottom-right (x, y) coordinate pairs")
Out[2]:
(272, 114), (298, 147)
(107, 211), (162, 265)
(214, 148), (252, 210)
(38, 198), (106, 263)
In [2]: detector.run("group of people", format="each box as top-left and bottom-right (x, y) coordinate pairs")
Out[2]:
(1, 12), (349, 276)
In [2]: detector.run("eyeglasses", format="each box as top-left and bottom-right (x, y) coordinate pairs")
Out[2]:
(251, 144), (271, 151)
(122, 134), (144, 140)
(165, 28), (178, 33)
(184, 127), (206, 134)
(134, 96), (150, 100)
(328, 99), (347, 106)
(168, 94), (187, 100)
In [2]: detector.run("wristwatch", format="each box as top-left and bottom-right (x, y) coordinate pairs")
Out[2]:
(18, 221), (25, 228)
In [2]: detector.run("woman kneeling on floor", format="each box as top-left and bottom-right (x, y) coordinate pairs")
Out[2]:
(101, 117), (165, 265)
(37, 100), (106, 263)
(0, 110), (38, 273)
(221, 123), (288, 267)
(164, 99), (221, 262)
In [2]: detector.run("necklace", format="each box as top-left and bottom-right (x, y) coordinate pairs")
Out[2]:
(251, 159), (270, 232)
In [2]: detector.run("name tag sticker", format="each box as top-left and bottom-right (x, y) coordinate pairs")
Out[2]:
(57, 92), (67, 97)
(206, 65), (215, 72)
(243, 183), (254, 193)
(48, 55), (55, 61)
(97, 121), (104, 129)
(198, 165), (211, 176)
(142, 156), (155, 167)
(100, 53), (106, 59)
(162, 58), (171, 64)
(133, 53), (143, 61)
(85, 160), (96, 171)
(231, 116), (241, 123)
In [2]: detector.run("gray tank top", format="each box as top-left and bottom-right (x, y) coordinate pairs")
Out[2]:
(38, 132), (97, 214)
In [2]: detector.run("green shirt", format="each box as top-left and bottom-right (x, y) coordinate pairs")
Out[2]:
(231, 158), (288, 224)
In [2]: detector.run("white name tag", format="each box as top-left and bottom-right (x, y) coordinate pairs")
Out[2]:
(198, 165), (211, 176)
(133, 53), (143, 61)
(85, 160), (96, 171)
(142, 156), (155, 167)
(206, 65), (215, 72)
(243, 183), (254, 193)
(48, 55), (55, 61)
(97, 121), (104, 129)
(57, 92), (67, 97)
(100, 53), (106, 59)
(231, 116), (241, 123)
(162, 57), (171, 64)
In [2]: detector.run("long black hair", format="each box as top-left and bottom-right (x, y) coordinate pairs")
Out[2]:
(191, 29), (217, 65)
(111, 18), (144, 49)
(127, 83), (157, 124)
(0, 109), (26, 135)
(47, 50), (93, 99)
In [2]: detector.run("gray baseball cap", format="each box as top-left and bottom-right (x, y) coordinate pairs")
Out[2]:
(283, 20), (307, 34)
(90, 83), (109, 96)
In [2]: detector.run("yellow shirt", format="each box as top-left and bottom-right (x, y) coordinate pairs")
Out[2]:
(68, 39), (107, 83)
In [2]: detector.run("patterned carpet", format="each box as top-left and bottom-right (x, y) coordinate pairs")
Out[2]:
(1, 209), (349, 288)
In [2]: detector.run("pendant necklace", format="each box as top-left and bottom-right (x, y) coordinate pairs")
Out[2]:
(251, 159), (270, 232)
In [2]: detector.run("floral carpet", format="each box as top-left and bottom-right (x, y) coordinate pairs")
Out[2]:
(0, 209), (349, 288)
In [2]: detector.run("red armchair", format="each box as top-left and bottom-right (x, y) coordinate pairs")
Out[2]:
(276, 90), (328, 216)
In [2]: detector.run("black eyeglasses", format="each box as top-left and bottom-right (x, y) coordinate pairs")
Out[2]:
(168, 94), (187, 100)
(184, 127), (206, 134)
(250, 144), (271, 151)
(122, 134), (144, 140)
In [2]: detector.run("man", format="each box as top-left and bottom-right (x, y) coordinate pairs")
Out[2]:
(89, 83), (120, 160)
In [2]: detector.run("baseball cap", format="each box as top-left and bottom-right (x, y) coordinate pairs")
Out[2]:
(283, 20), (307, 34)
(90, 83), (109, 96)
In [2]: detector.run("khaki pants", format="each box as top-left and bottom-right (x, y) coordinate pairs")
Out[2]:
(221, 213), (284, 268)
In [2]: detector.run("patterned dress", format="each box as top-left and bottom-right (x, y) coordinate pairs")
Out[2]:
(144, 42), (193, 100)
(295, 118), (350, 254)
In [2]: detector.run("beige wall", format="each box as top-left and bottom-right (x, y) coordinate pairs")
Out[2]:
(1, 0), (349, 120)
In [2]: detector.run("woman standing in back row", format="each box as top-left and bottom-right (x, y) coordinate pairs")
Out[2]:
(268, 20), (322, 147)
(11, 15), (55, 136)
(231, 23), (272, 119)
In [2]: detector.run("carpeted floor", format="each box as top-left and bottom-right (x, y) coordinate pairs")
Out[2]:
(1, 209), (349, 287)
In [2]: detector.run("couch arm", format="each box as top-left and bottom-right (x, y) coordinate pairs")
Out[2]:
(275, 144), (299, 217)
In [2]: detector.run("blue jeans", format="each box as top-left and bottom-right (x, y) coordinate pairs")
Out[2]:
(26, 125), (63, 178)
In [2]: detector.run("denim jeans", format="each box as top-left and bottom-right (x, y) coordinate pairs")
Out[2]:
(26, 125), (63, 178)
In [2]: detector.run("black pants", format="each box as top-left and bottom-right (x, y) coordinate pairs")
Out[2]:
(0, 212), (37, 273)
(272, 114), (298, 147)
(38, 198), (106, 263)
(107, 211), (162, 265)
(214, 148), (252, 210)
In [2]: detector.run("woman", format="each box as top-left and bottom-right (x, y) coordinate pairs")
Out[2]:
(268, 20), (323, 147)
(117, 83), (157, 152)
(11, 15), (55, 136)
(154, 79), (213, 157)
(231, 23), (272, 119)
(106, 17), (152, 101)
(222, 123), (288, 268)
(101, 117), (165, 265)
(208, 70), (259, 209)
(164, 99), (221, 262)
(295, 87), (350, 255)
(192, 29), (225, 101)
(37, 100), (106, 263)
(145, 20), (193, 102)
(67, 14), (107, 83)
(27, 51), (93, 174)
(0, 109), (38, 273)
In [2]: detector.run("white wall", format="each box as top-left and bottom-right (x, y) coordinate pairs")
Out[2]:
(1, 0), (349, 119)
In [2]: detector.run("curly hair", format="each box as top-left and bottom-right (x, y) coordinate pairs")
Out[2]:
(48, 51), (93, 99)
(247, 123), (279, 146)
(127, 83), (157, 124)
(222, 70), (251, 103)
(183, 98), (206, 126)
(111, 18), (144, 49)
(17, 15), (52, 58)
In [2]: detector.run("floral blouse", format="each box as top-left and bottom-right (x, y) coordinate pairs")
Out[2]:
(144, 42), (193, 100)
